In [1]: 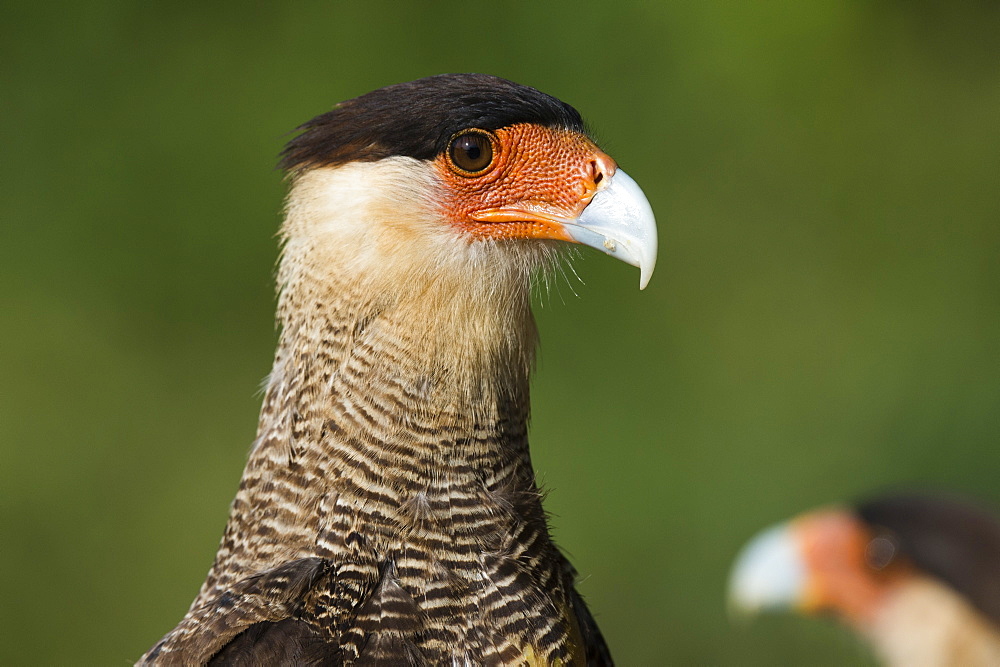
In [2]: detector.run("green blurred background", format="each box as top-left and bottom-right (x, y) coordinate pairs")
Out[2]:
(3, 2), (999, 664)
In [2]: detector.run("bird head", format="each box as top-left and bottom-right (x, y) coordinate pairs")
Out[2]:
(728, 494), (1000, 632)
(276, 74), (657, 309)
(727, 507), (915, 628)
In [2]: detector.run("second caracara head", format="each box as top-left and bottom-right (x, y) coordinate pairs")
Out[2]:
(278, 73), (657, 293)
(728, 493), (1000, 665)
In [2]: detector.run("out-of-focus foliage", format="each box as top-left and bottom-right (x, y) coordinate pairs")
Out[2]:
(2, 2), (998, 664)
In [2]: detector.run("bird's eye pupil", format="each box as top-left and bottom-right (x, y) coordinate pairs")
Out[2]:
(450, 131), (494, 175)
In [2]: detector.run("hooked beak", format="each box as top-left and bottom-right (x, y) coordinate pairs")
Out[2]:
(564, 169), (658, 290)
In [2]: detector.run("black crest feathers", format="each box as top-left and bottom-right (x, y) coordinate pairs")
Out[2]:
(279, 74), (585, 172)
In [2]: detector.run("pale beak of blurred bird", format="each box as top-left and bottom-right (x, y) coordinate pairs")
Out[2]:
(728, 522), (806, 616)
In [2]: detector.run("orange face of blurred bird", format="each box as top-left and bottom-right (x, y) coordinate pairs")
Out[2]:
(791, 509), (915, 624)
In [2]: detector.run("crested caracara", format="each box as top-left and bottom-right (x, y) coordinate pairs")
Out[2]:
(728, 493), (1000, 666)
(140, 74), (657, 665)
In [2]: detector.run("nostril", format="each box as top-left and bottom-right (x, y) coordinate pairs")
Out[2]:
(591, 160), (604, 185)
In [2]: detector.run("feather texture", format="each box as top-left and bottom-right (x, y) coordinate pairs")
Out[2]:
(140, 158), (610, 665)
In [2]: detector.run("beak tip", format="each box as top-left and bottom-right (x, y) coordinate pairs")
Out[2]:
(638, 242), (657, 290)
(639, 264), (654, 290)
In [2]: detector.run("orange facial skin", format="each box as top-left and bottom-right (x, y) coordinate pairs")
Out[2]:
(795, 510), (916, 627)
(433, 123), (617, 240)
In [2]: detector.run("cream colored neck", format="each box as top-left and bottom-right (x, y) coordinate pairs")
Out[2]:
(272, 159), (551, 430)
(868, 577), (1000, 667)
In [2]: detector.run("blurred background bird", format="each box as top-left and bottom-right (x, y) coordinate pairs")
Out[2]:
(4, 3), (1000, 664)
(729, 492), (1000, 666)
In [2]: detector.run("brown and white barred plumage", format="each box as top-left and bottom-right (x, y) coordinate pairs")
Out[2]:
(141, 75), (657, 665)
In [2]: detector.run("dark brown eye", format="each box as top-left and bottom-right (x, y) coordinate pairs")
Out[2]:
(449, 130), (495, 175)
